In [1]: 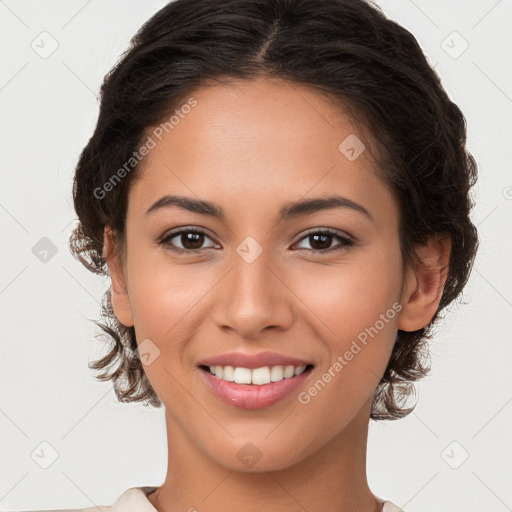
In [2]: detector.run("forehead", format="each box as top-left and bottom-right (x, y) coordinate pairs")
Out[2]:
(130, 78), (397, 226)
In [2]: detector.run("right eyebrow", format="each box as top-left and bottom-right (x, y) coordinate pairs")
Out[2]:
(145, 195), (224, 219)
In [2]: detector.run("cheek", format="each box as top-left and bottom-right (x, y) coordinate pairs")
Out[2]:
(288, 248), (402, 395)
(124, 257), (215, 400)
(127, 255), (216, 338)
(124, 245), (226, 381)
(290, 246), (402, 338)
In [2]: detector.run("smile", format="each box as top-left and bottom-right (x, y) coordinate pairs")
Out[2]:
(199, 364), (315, 409)
(202, 364), (311, 385)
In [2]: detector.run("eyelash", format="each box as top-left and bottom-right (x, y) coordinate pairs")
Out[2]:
(159, 227), (355, 254)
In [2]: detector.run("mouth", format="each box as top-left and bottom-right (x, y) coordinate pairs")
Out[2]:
(198, 363), (315, 410)
(199, 363), (315, 385)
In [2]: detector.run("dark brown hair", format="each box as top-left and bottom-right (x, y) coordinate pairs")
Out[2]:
(69, 0), (478, 420)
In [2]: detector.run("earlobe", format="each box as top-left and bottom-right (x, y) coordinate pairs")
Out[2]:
(398, 234), (451, 332)
(103, 227), (134, 328)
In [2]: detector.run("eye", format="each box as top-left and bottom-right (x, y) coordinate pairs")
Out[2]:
(293, 229), (354, 252)
(160, 228), (219, 253)
(159, 227), (355, 254)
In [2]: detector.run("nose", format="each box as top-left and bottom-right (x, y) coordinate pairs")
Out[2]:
(211, 247), (294, 339)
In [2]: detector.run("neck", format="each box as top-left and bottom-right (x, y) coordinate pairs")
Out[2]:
(148, 398), (380, 512)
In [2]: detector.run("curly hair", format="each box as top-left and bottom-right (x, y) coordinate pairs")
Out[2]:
(69, 0), (479, 420)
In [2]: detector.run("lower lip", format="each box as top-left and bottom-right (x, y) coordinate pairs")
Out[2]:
(199, 366), (313, 410)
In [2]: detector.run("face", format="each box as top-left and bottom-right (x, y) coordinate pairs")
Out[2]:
(105, 77), (440, 472)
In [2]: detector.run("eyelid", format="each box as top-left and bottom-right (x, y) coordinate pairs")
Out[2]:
(294, 227), (353, 242)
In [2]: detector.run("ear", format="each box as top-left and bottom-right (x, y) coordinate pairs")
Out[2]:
(398, 234), (451, 332)
(103, 227), (134, 328)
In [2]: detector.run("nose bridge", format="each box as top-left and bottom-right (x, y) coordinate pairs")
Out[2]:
(212, 240), (293, 337)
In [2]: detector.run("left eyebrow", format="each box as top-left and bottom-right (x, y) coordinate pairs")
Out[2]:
(144, 194), (374, 223)
(278, 194), (374, 223)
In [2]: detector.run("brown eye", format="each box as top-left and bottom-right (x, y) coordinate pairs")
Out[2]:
(178, 231), (204, 250)
(160, 229), (218, 252)
(294, 229), (354, 252)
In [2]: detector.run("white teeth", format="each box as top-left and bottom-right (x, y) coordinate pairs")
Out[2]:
(252, 366), (271, 385)
(208, 364), (308, 385)
(270, 365), (284, 382)
(233, 367), (252, 384)
(222, 365), (234, 382)
(283, 365), (295, 378)
(293, 365), (306, 376)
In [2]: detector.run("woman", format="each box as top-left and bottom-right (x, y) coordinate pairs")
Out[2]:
(56, 0), (478, 510)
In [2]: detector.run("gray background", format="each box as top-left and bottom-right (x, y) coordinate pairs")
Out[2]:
(0, 1), (511, 510)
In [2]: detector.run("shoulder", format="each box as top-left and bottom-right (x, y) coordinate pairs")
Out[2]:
(381, 500), (407, 512)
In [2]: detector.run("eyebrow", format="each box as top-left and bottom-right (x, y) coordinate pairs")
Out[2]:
(145, 194), (373, 223)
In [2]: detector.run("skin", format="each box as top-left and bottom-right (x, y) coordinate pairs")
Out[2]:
(103, 77), (450, 512)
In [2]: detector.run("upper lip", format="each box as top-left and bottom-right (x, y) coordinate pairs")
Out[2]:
(198, 351), (313, 370)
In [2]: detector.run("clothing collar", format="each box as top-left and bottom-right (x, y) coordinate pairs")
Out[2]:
(110, 486), (158, 512)
(110, 486), (403, 512)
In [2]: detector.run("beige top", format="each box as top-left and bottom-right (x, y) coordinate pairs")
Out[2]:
(15, 486), (406, 512)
